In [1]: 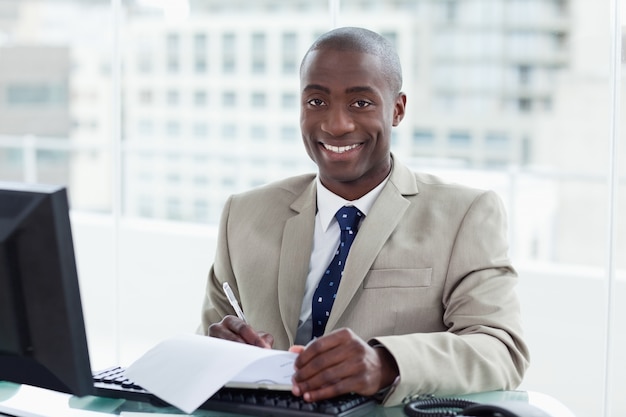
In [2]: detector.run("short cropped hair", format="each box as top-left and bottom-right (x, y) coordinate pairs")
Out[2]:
(300, 27), (403, 96)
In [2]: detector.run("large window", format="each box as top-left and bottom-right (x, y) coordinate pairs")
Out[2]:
(0, 1), (623, 415)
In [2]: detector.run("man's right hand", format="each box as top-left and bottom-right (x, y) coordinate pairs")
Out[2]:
(208, 315), (274, 349)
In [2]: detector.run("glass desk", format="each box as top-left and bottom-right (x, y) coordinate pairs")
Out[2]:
(0, 382), (576, 417)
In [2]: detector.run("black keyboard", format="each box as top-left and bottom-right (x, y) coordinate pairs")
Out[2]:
(92, 367), (377, 417)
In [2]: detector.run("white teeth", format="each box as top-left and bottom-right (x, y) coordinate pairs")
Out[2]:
(323, 143), (360, 153)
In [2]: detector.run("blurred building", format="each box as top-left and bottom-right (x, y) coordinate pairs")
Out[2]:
(5, 0), (619, 266)
(120, 0), (572, 222)
(0, 44), (71, 183)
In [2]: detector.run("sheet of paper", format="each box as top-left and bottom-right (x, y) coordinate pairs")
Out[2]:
(227, 352), (295, 390)
(125, 333), (297, 414)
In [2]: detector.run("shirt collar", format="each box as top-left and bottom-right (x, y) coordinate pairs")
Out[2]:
(316, 175), (390, 232)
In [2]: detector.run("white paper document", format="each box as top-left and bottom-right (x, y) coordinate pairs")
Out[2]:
(125, 334), (297, 414)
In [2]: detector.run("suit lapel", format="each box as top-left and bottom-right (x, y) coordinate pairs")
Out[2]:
(325, 160), (419, 332)
(277, 180), (316, 345)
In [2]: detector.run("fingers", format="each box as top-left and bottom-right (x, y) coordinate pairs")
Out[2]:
(291, 328), (387, 401)
(208, 315), (273, 348)
(257, 332), (275, 349)
(288, 345), (306, 354)
(294, 359), (369, 402)
(294, 333), (353, 376)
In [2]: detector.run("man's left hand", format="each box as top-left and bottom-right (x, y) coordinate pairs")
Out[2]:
(289, 328), (399, 402)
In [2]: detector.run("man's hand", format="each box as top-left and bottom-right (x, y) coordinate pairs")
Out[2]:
(208, 315), (274, 349)
(289, 328), (399, 402)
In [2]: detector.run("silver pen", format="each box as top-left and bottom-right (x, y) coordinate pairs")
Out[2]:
(222, 282), (248, 323)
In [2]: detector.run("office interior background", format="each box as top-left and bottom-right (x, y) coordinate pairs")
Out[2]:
(0, 0), (624, 415)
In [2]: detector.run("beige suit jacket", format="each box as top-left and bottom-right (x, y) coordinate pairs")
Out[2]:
(199, 158), (529, 406)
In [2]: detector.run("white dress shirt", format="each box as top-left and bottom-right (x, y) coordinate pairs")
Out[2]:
(294, 175), (389, 345)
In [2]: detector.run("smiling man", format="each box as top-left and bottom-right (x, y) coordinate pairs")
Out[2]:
(199, 27), (529, 406)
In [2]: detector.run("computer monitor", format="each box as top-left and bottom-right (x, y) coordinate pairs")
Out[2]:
(0, 182), (94, 397)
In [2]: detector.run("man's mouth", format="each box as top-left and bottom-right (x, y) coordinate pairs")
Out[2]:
(322, 143), (362, 154)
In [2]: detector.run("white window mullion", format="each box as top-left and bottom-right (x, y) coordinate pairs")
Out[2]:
(602, 0), (621, 416)
(111, 0), (123, 365)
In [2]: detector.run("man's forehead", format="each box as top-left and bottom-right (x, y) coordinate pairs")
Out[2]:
(303, 47), (379, 66)
(301, 49), (383, 79)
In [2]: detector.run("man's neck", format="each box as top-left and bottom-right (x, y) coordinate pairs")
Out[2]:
(320, 158), (392, 201)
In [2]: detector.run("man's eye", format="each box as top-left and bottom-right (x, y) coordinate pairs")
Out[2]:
(307, 98), (325, 107)
(353, 100), (371, 108)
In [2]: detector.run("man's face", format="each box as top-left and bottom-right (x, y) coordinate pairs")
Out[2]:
(300, 48), (406, 200)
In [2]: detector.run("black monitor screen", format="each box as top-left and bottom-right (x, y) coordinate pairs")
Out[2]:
(0, 182), (94, 396)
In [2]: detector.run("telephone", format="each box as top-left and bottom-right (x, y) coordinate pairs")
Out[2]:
(404, 397), (553, 417)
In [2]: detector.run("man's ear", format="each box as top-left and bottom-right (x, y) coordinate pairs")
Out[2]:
(392, 93), (407, 127)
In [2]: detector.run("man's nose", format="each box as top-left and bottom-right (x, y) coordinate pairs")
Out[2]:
(321, 108), (356, 137)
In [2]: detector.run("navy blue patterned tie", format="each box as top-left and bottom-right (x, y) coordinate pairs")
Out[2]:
(312, 206), (364, 338)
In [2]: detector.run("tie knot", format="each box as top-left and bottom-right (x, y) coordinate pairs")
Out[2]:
(335, 206), (363, 232)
